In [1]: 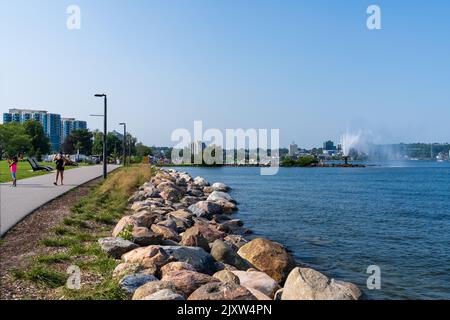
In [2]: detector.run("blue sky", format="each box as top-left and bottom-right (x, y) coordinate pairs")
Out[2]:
(1, 0), (449, 148)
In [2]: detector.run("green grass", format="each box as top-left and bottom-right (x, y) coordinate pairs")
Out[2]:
(11, 165), (153, 298)
(0, 160), (92, 183)
(41, 237), (77, 248)
(62, 277), (128, 300)
(13, 266), (68, 289)
(36, 253), (71, 264)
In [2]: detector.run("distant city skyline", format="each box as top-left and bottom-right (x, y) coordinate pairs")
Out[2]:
(1, 1), (449, 149)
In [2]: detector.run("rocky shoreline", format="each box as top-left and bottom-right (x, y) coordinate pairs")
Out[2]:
(98, 168), (363, 300)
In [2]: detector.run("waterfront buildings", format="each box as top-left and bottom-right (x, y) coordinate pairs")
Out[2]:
(323, 140), (336, 151)
(289, 142), (298, 157)
(3, 108), (87, 152)
(62, 118), (88, 142)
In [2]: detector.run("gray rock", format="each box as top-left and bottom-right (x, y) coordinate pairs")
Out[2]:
(281, 267), (362, 300)
(207, 191), (236, 204)
(211, 182), (231, 192)
(193, 177), (209, 187)
(213, 270), (240, 284)
(131, 227), (163, 246)
(188, 282), (256, 300)
(181, 196), (201, 206)
(187, 188), (204, 197)
(158, 246), (217, 275)
(141, 289), (185, 300)
(119, 274), (158, 295)
(98, 237), (138, 259)
(188, 201), (223, 219)
(210, 239), (252, 271)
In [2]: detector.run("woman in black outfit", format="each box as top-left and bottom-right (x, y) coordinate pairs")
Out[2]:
(53, 152), (67, 186)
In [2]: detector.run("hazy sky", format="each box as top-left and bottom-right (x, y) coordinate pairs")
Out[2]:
(1, 0), (449, 148)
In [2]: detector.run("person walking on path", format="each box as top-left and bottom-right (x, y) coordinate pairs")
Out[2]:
(53, 152), (67, 186)
(8, 156), (18, 187)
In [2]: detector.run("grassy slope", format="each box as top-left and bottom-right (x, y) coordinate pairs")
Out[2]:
(11, 165), (153, 300)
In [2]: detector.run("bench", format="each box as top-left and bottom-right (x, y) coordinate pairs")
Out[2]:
(28, 158), (54, 172)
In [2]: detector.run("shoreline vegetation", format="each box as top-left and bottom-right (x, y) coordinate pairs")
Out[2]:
(157, 156), (366, 168)
(2, 165), (362, 300)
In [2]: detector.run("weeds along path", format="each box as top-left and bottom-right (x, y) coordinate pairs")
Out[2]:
(0, 165), (153, 300)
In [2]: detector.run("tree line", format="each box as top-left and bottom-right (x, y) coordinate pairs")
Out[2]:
(0, 120), (153, 162)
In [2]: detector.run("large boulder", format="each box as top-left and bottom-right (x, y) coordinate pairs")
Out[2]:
(181, 233), (211, 253)
(158, 246), (217, 275)
(188, 282), (256, 301)
(247, 288), (272, 300)
(188, 201), (223, 219)
(122, 246), (172, 273)
(214, 199), (238, 214)
(133, 281), (181, 300)
(193, 177), (209, 187)
(119, 274), (158, 296)
(187, 187), (204, 197)
(160, 262), (197, 277)
(213, 270), (240, 285)
(151, 224), (181, 242)
(131, 211), (160, 228)
(131, 199), (164, 212)
(281, 268), (362, 300)
(232, 270), (281, 298)
(207, 191), (236, 204)
(237, 238), (296, 283)
(182, 222), (225, 244)
(169, 209), (194, 220)
(181, 196), (201, 207)
(112, 216), (140, 237)
(132, 227), (163, 246)
(156, 218), (177, 231)
(141, 289), (185, 301)
(113, 262), (145, 278)
(219, 219), (244, 234)
(162, 270), (218, 296)
(210, 240), (252, 271)
(157, 182), (183, 201)
(211, 182), (230, 192)
(98, 237), (138, 259)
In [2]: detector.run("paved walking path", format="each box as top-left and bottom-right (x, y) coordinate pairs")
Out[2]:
(0, 165), (120, 236)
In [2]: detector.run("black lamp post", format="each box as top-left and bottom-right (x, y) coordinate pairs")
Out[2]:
(119, 122), (127, 166)
(93, 94), (107, 179)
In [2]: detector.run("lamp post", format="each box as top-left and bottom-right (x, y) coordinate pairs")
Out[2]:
(119, 122), (127, 166)
(92, 94), (107, 179)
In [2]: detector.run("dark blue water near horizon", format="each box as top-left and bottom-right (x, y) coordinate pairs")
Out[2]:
(177, 161), (450, 300)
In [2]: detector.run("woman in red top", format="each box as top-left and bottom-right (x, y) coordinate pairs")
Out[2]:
(8, 156), (18, 187)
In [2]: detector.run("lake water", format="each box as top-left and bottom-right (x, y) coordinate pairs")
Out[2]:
(177, 161), (450, 300)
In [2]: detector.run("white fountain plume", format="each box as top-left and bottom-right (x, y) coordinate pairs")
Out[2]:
(341, 130), (362, 156)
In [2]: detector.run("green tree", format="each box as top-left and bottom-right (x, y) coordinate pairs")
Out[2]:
(91, 131), (123, 160)
(92, 130), (103, 155)
(62, 135), (76, 155)
(0, 123), (32, 159)
(135, 142), (153, 157)
(23, 120), (50, 160)
(71, 129), (93, 155)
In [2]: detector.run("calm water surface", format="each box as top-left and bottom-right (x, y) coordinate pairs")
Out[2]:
(177, 161), (450, 300)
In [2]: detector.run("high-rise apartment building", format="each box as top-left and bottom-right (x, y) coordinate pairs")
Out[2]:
(3, 109), (87, 152)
